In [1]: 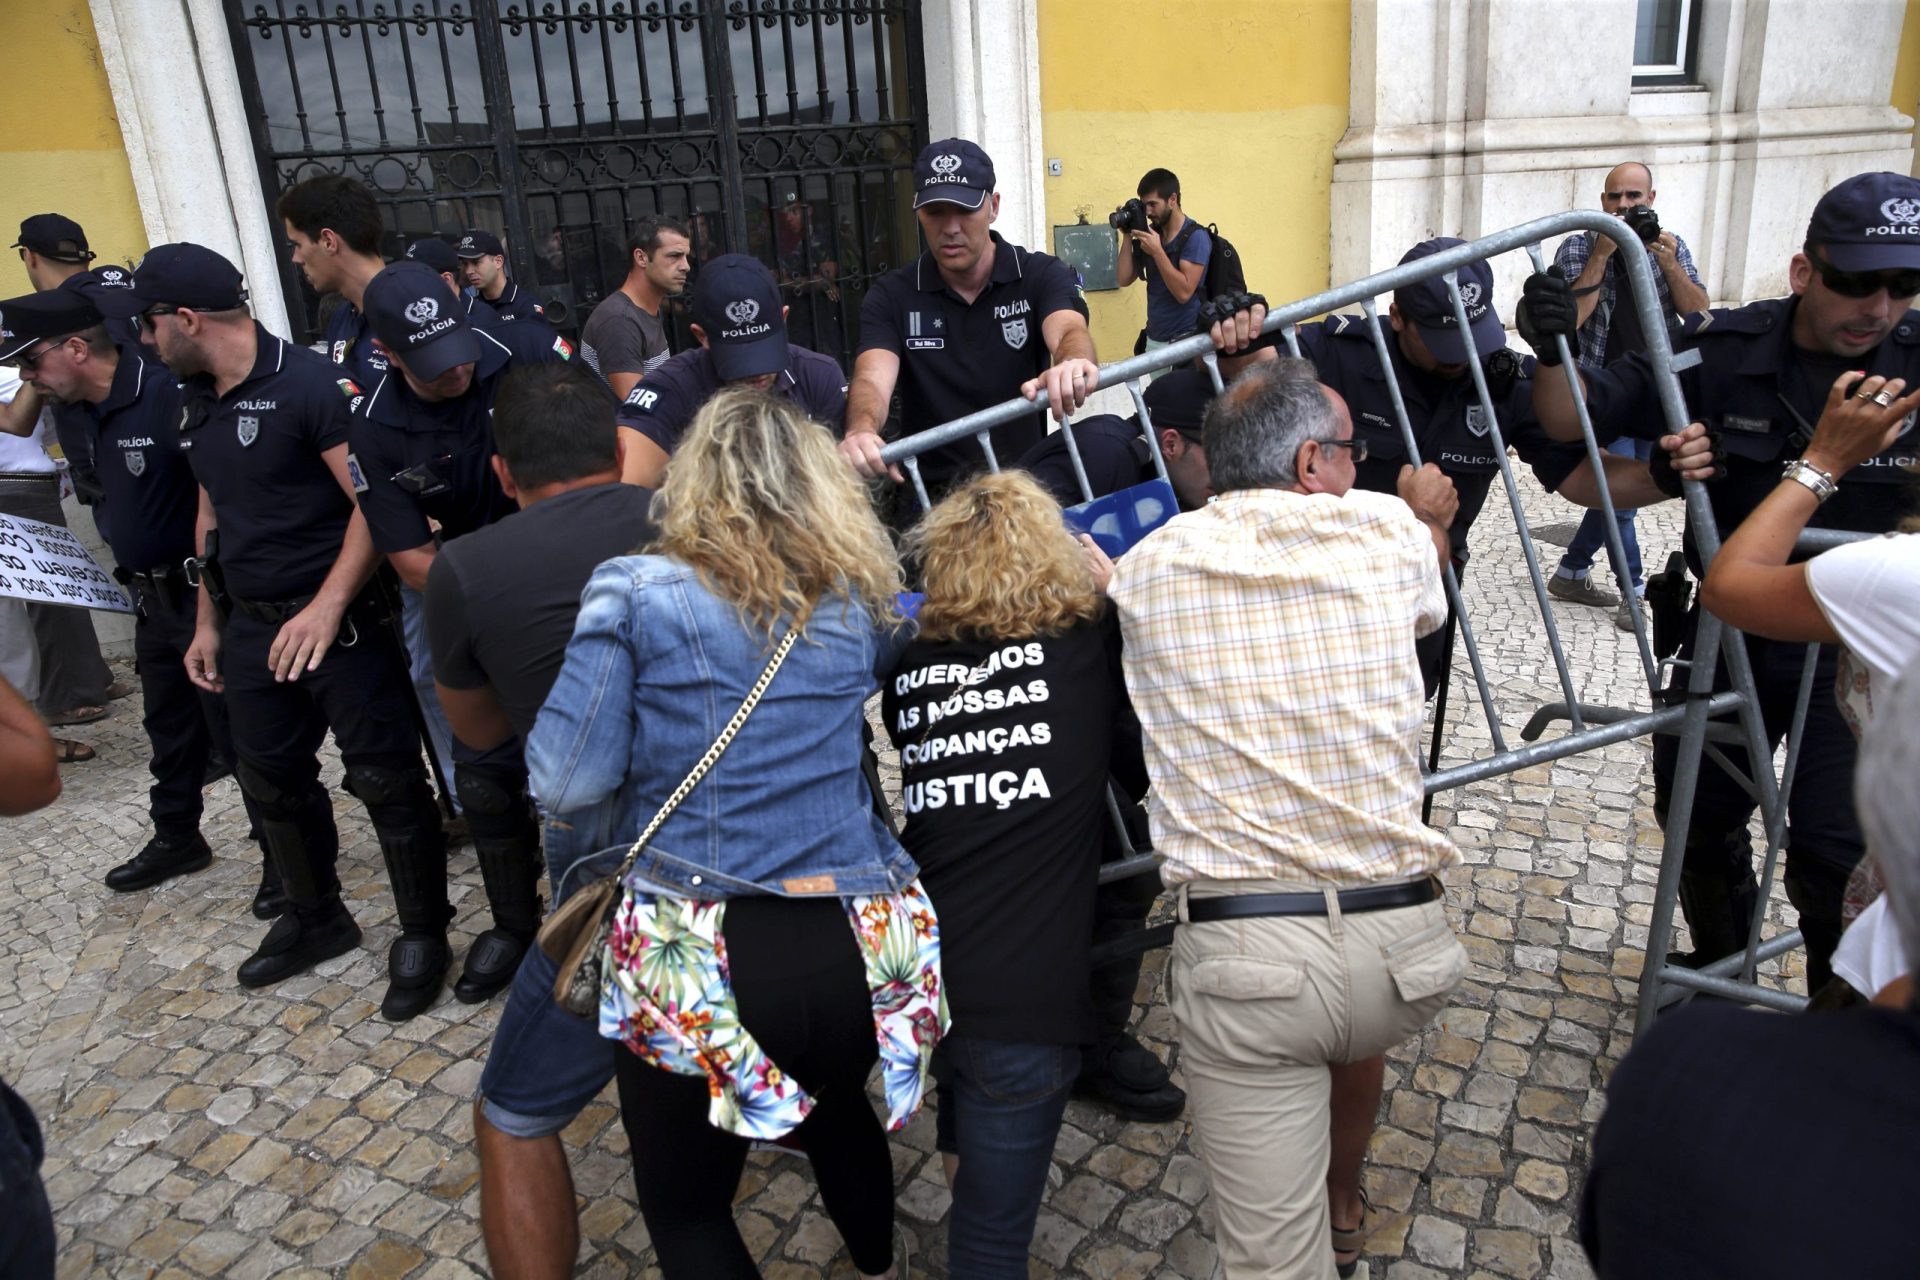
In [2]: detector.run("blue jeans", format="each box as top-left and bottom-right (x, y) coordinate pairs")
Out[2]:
(477, 939), (617, 1137)
(933, 1034), (1081, 1279)
(399, 582), (461, 813)
(1555, 437), (1650, 589)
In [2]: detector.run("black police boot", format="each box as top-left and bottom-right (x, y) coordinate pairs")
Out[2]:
(454, 765), (544, 1004)
(250, 845), (287, 920)
(375, 823), (453, 1022)
(237, 899), (361, 988)
(103, 831), (213, 892)
(1074, 1032), (1186, 1123)
(1668, 834), (1761, 972)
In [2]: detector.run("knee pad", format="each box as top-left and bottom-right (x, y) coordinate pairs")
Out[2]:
(235, 758), (314, 820)
(455, 763), (527, 817)
(343, 759), (427, 808)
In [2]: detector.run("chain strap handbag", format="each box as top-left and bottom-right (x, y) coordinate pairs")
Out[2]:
(538, 627), (799, 1019)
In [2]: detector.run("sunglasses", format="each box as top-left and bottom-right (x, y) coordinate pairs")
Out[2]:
(134, 305), (182, 333)
(12, 338), (73, 371)
(1317, 437), (1369, 462)
(1809, 253), (1920, 300)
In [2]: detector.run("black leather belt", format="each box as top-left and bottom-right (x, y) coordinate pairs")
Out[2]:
(1186, 875), (1442, 923)
(231, 593), (316, 624)
(118, 563), (193, 612)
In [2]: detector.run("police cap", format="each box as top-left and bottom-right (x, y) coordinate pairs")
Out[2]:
(690, 254), (788, 382)
(405, 237), (461, 276)
(1395, 237), (1505, 365)
(455, 228), (505, 260)
(129, 243), (250, 313)
(913, 138), (994, 212)
(363, 260), (484, 383)
(1806, 172), (1920, 272)
(1142, 368), (1215, 440)
(12, 213), (95, 264)
(0, 289), (105, 362)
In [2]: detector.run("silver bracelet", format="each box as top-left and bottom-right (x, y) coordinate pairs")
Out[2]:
(1781, 459), (1838, 504)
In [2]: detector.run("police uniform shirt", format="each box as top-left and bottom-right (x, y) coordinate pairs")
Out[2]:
(85, 349), (195, 572)
(176, 324), (360, 601)
(1015, 414), (1156, 507)
(1299, 316), (1585, 560)
(1582, 297), (1920, 554)
(347, 329), (524, 554)
(615, 343), (847, 457)
(857, 232), (1089, 489)
(485, 280), (543, 325)
(323, 299), (389, 390)
(485, 306), (576, 371)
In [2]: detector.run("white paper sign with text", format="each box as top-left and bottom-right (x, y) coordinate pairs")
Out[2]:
(0, 514), (134, 613)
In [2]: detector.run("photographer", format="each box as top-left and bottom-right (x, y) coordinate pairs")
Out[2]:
(1548, 162), (1708, 624)
(1115, 168), (1211, 358)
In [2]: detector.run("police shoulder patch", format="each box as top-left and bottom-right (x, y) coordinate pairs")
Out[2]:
(553, 336), (573, 360)
(337, 378), (362, 398)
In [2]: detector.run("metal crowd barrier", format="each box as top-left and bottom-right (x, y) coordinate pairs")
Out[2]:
(880, 210), (1844, 1032)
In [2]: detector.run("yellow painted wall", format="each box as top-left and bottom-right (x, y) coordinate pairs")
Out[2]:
(0, 1), (146, 296)
(1038, 0), (1349, 363)
(1897, 0), (1920, 175)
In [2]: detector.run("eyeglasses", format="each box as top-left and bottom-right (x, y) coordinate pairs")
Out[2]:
(134, 305), (182, 333)
(1316, 437), (1369, 462)
(1809, 252), (1920, 300)
(13, 339), (70, 371)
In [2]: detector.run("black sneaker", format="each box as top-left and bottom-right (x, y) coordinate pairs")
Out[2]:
(237, 902), (361, 989)
(453, 929), (530, 1004)
(1074, 1034), (1187, 1123)
(381, 932), (451, 1021)
(103, 832), (213, 892)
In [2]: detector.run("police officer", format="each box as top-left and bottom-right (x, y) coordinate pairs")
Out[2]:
(348, 259), (551, 1003)
(839, 138), (1099, 509)
(131, 242), (448, 1015)
(1518, 171), (1920, 989)
(278, 175), (391, 390)
(614, 253), (845, 488)
(457, 230), (543, 323)
(1016, 366), (1219, 513)
(405, 238), (575, 371)
(0, 288), (279, 910)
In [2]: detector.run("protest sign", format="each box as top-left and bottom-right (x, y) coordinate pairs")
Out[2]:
(0, 513), (134, 613)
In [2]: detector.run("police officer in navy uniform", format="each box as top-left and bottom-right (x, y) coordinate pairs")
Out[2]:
(407, 238), (575, 370)
(614, 254), (846, 488)
(1520, 171), (1920, 989)
(1016, 366), (1219, 514)
(130, 242), (449, 1015)
(0, 288), (279, 910)
(840, 138), (1100, 511)
(278, 175), (393, 391)
(347, 259), (554, 1003)
(457, 230), (543, 323)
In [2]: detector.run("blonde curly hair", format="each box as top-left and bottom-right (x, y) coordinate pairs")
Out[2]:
(904, 470), (1103, 642)
(652, 387), (902, 640)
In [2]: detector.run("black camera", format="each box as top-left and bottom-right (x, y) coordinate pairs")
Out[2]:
(1624, 204), (1661, 245)
(1109, 197), (1150, 236)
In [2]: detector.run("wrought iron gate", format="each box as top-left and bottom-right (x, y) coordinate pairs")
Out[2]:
(224, 0), (928, 369)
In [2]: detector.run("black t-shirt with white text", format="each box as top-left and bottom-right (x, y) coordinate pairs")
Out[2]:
(881, 612), (1127, 1045)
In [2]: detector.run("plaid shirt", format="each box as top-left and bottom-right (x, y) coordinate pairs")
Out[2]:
(1554, 231), (1701, 370)
(1110, 488), (1458, 887)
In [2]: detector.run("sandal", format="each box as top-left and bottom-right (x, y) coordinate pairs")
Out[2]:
(1331, 1186), (1374, 1279)
(46, 704), (108, 727)
(54, 738), (97, 764)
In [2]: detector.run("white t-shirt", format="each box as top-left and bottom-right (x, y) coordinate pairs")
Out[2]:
(0, 367), (56, 475)
(1807, 531), (1920, 691)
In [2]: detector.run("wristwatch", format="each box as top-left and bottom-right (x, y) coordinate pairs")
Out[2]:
(1781, 458), (1838, 504)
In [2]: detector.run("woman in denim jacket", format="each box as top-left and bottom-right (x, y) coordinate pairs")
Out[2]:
(528, 389), (942, 1279)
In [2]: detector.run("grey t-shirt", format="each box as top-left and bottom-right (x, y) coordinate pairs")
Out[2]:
(424, 481), (658, 740)
(580, 291), (670, 381)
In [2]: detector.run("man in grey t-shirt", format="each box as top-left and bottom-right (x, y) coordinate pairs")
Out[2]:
(579, 215), (690, 404)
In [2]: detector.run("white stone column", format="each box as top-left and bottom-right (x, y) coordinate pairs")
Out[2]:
(920, 0), (1046, 250)
(88, 0), (291, 337)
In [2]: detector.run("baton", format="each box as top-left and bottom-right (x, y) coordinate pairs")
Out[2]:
(368, 568), (457, 821)
(1422, 605), (1459, 827)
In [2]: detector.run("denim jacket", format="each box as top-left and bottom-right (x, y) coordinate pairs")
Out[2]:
(528, 554), (919, 900)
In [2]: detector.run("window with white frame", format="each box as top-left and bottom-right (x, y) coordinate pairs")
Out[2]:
(1633, 0), (1697, 86)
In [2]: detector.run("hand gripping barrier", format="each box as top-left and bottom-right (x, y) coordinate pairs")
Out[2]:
(879, 211), (1859, 1030)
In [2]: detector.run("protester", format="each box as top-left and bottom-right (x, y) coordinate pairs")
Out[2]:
(1522, 170), (1920, 991)
(882, 471), (1144, 1273)
(579, 215), (689, 399)
(527, 388), (937, 1279)
(1111, 359), (1466, 1278)
(1580, 653), (1920, 1280)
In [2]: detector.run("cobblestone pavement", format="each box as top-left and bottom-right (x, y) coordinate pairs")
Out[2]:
(4, 472), (1805, 1279)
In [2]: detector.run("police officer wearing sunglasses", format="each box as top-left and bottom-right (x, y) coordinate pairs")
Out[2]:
(1520, 170), (1920, 993)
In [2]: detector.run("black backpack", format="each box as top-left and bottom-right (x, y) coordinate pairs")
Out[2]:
(1171, 219), (1246, 300)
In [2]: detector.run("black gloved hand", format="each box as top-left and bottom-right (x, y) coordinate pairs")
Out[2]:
(1196, 291), (1269, 334)
(1649, 426), (1725, 499)
(1514, 266), (1577, 367)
